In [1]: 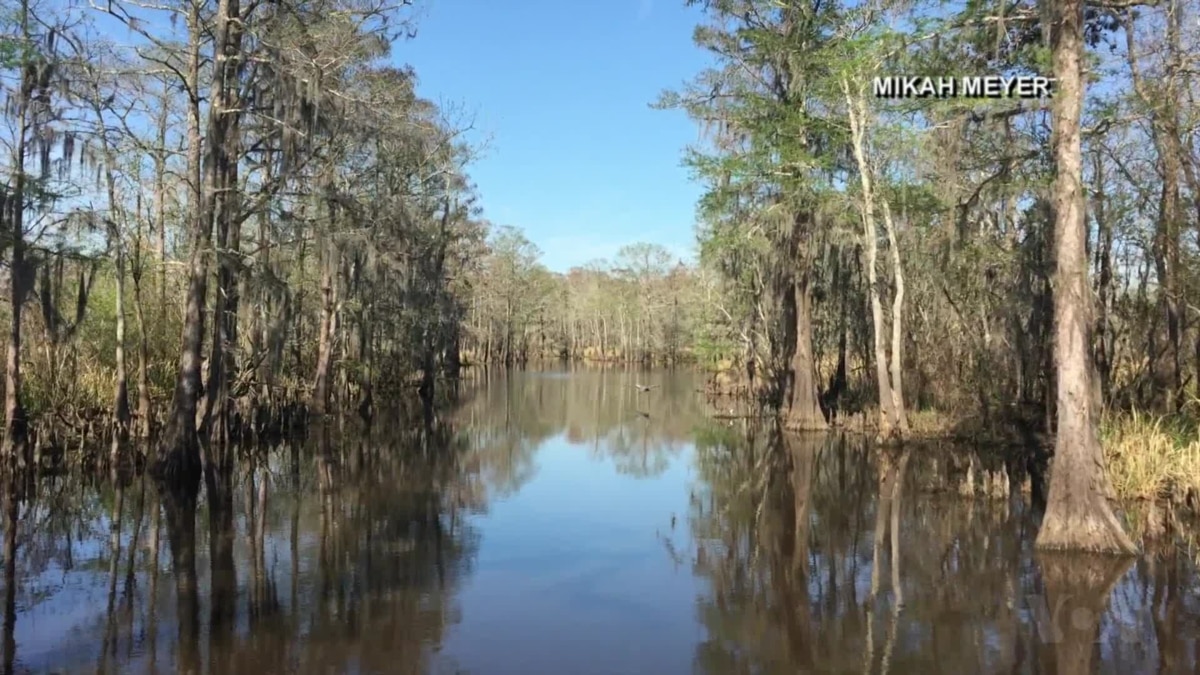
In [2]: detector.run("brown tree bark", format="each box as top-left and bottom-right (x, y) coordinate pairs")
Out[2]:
(1035, 0), (1136, 555)
(200, 0), (244, 446)
(881, 201), (909, 434)
(786, 264), (827, 430)
(312, 237), (340, 415)
(843, 77), (901, 439)
(2, 478), (18, 674)
(154, 0), (207, 486)
(1, 0), (34, 463)
(1090, 149), (1114, 405)
(154, 92), (170, 307)
(2, 216), (30, 467)
(133, 261), (153, 441)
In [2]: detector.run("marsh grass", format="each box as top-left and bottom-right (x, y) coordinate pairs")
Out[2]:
(1101, 409), (1200, 505)
(897, 406), (1200, 509)
(845, 405), (1200, 514)
(906, 409), (953, 435)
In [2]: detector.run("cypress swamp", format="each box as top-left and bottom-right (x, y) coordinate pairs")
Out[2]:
(0, 0), (1199, 672)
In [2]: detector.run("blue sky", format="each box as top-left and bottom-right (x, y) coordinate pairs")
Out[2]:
(397, 0), (712, 272)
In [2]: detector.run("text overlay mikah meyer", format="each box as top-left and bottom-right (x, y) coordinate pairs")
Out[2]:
(873, 76), (1055, 99)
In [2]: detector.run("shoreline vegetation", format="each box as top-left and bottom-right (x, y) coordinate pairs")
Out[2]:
(1, 0), (1199, 557)
(700, 361), (1200, 521)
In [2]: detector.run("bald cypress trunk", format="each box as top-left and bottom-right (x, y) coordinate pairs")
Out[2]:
(312, 236), (339, 415)
(786, 262), (826, 431)
(1, 0), (34, 464)
(133, 269), (152, 440)
(1035, 0), (1135, 555)
(156, 0), (227, 486)
(201, 0), (244, 448)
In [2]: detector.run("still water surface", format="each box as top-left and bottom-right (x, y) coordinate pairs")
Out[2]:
(5, 368), (1200, 673)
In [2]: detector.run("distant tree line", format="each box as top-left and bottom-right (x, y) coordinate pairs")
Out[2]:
(462, 232), (714, 367)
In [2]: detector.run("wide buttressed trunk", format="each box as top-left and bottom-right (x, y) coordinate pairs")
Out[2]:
(1035, 0), (1135, 555)
(156, 246), (206, 487)
(786, 265), (827, 431)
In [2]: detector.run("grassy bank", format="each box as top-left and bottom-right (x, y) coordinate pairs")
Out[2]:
(1102, 410), (1200, 506)
(907, 407), (1200, 508)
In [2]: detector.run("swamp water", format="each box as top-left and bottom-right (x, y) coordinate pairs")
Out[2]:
(2, 368), (1198, 674)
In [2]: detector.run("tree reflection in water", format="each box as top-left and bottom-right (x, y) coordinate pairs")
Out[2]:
(452, 367), (710, 487)
(0, 414), (481, 674)
(2, 475), (19, 675)
(0, 371), (1196, 673)
(686, 424), (1197, 674)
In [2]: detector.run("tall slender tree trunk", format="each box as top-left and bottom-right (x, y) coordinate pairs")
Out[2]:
(312, 238), (339, 415)
(1160, 0), (1186, 413)
(843, 77), (900, 439)
(155, 93), (170, 307)
(111, 235), (131, 460)
(201, 0), (244, 446)
(133, 272), (152, 440)
(1124, 2), (1186, 412)
(1091, 150), (1114, 405)
(881, 201), (909, 433)
(155, 0), (208, 487)
(2, 0), (34, 463)
(93, 93), (132, 458)
(1035, 0), (1135, 554)
(357, 304), (374, 420)
(2, 191), (29, 468)
(1151, 145), (1182, 412)
(252, 163), (275, 424)
(822, 248), (849, 417)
